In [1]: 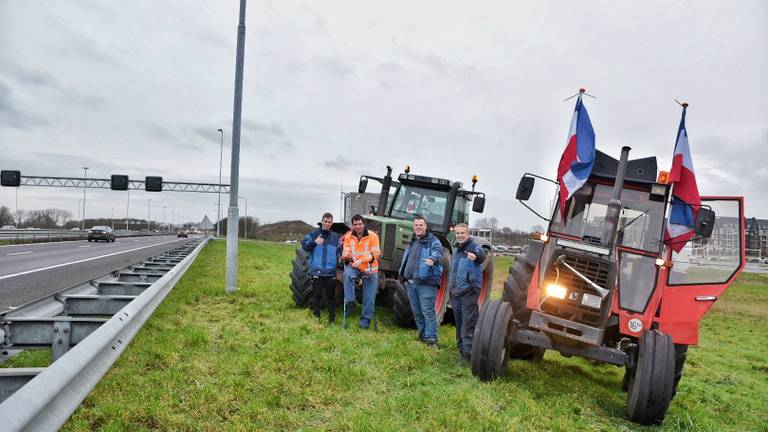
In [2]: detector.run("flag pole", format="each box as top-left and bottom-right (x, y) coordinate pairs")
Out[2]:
(663, 101), (689, 255)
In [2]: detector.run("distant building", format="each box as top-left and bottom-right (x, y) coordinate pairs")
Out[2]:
(470, 228), (492, 245)
(343, 193), (380, 224)
(746, 217), (768, 257)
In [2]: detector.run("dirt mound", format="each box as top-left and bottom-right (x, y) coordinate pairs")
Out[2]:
(253, 220), (314, 242)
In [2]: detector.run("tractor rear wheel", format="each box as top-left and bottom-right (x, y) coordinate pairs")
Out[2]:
(435, 251), (452, 325)
(471, 299), (513, 381)
(288, 248), (314, 308)
(672, 344), (688, 397)
(626, 329), (675, 425)
(392, 278), (414, 327)
(501, 255), (545, 360)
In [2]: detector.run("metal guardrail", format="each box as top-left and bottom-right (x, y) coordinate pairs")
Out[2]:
(0, 229), (175, 244)
(0, 238), (207, 431)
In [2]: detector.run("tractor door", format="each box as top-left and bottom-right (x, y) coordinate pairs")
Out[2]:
(658, 197), (745, 345)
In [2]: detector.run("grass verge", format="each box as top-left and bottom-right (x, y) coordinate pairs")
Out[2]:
(23, 240), (765, 431)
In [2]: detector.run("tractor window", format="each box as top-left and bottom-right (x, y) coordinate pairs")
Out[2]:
(453, 195), (469, 224)
(668, 199), (743, 285)
(550, 183), (665, 252)
(390, 185), (448, 226)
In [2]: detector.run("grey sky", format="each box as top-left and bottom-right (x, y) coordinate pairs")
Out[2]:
(0, 1), (766, 229)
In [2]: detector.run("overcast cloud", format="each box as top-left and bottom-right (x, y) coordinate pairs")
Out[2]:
(0, 1), (766, 228)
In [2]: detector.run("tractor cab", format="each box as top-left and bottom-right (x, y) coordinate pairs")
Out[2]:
(359, 166), (485, 236)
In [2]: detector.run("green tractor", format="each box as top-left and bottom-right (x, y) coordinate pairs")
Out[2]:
(289, 166), (494, 326)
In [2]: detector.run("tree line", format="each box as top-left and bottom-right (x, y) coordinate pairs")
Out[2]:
(472, 217), (544, 246)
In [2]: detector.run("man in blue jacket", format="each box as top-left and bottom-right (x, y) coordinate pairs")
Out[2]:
(399, 215), (444, 346)
(301, 212), (341, 322)
(450, 223), (486, 362)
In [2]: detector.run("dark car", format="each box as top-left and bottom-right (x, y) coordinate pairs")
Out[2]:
(88, 226), (115, 242)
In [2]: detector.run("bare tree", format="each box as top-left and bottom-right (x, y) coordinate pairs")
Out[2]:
(0, 205), (14, 226)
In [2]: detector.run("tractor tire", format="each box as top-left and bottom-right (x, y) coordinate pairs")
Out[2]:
(626, 329), (676, 425)
(392, 279), (415, 327)
(435, 251), (452, 325)
(471, 299), (513, 381)
(288, 247), (314, 308)
(501, 256), (545, 361)
(672, 344), (688, 397)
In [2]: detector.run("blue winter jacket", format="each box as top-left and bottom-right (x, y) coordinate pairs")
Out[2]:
(399, 232), (444, 287)
(301, 228), (341, 277)
(449, 238), (486, 296)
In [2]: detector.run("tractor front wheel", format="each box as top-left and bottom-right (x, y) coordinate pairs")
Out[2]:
(501, 256), (545, 360)
(626, 329), (676, 425)
(471, 299), (513, 381)
(288, 248), (314, 308)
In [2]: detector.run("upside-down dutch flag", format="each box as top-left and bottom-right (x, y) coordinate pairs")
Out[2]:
(665, 105), (701, 253)
(557, 91), (596, 219)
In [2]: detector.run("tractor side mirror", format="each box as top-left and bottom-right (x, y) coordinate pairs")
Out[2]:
(516, 177), (535, 201)
(694, 208), (716, 238)
(472, 196), (485, 213)
(358, 177), (368, 193)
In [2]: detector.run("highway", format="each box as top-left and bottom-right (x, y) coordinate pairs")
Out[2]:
(0, 235), (198, 312)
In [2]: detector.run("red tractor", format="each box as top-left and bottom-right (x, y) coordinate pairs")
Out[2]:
(471, 146), (745, 425)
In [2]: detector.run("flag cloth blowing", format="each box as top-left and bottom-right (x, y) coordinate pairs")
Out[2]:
(666, 106), (701, 253)
(557, 92), (596, 219)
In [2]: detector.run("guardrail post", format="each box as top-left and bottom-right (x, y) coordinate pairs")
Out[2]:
(51, 322), (71, 361)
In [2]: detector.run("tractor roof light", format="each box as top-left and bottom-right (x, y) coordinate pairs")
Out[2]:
(533, 232), (549, 243)
(655, 258), (674, 268)
(657, 171), (670, 184)
(405, 165), (411, 174)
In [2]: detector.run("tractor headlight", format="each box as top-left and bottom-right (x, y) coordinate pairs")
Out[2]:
(581, 292), (602, 309)
(545, 283), (567, 299)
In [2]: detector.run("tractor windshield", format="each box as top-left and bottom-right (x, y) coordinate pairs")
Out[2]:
(389, 184), (448, 226)
(550, 183), (666, 253)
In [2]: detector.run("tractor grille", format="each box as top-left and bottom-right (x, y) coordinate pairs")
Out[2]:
(541, 254), (611, 326)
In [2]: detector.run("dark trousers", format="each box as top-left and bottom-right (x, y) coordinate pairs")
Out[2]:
(312, 276), (337, 319)
(451, 290), (479, 356)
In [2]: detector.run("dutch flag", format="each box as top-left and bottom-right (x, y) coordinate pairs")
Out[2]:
(557, 90), (596, 219)
(666, 105), (701, 253)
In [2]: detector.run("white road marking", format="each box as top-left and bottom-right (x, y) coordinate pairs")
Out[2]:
(79, 245), (91, 248)
(6, 251), (33, 256)
(0, 238), (186, 281)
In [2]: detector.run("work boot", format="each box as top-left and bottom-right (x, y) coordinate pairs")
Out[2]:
(460, 352), (471, 364)
(424, 339), (438, 348)
(329, 314), (336, 323)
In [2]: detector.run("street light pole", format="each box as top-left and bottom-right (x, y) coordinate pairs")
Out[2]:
(225, 0), (247, 294)
(147, 198), (151, 231)
(163, 206), (167, 231)
(81, 167), (89, 230)
(126, 189), (130, 231)
(238, 196), (248, 239)
(217, 128), (224, 238)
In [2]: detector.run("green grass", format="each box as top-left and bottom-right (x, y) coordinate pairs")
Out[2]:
(15, 240), (762, 431)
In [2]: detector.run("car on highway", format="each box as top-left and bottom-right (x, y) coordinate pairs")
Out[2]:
(1, 225), (16, 230)
(88, 226), (116, 242)
(177, 230), (189, 238)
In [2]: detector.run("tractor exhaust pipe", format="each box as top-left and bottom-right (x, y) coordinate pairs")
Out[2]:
(603, 146), (631, 250)
(376, 166), (393, 216)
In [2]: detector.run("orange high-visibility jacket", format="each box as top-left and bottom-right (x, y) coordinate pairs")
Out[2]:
(342, 228), (380, 273)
